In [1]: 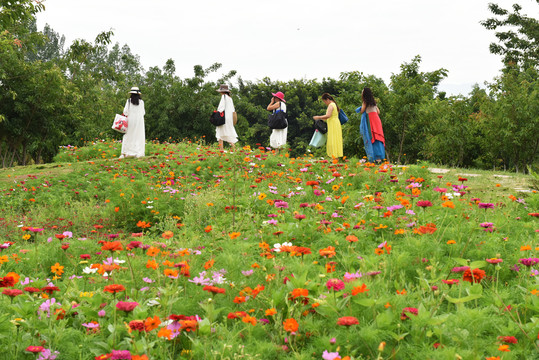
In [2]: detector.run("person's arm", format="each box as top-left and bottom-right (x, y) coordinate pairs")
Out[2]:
(267, 99), (280, 111)
(376, 106), (380, 115)
(359, 102), (366, 114)
(217, 95), (225, 112)
(313, 103), (334, 121)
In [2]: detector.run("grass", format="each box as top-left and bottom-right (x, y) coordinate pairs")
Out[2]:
(0, 139), (537, 360)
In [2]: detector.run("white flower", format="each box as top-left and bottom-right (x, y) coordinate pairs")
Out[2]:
(82, 267), (98, 274)
(147, 299), (160, 307)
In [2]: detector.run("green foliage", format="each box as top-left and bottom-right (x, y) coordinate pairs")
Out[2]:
(481, 0), (539, 70)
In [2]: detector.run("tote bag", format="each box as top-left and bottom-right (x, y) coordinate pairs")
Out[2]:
(210, 111), (226, 126)
(309, 129), (327, 147)
(338, 109), (349, 125)
(112, 114), (128, 134)
(268, 104), (287, 129)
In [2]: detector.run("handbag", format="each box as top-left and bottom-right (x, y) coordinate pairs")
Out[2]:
(268, 104), (287, 129)
(210, 111), (226, 126)
(338, 109), (349, 125)
(233, 112), (238, 126)
(309, 129), (327, 147)
(112, 114), (128, 133)
(314, 119), (327, 134)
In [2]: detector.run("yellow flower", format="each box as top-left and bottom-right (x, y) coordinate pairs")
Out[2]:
(22, 234), (31, 240)
(447, 240), (456, 245)
(258, 193), (267, 201)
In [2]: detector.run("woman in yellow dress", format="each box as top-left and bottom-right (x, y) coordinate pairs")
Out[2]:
(313, 93), (343, 159)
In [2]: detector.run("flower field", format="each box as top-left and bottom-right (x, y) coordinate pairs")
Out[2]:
(0, 140), (538, 360)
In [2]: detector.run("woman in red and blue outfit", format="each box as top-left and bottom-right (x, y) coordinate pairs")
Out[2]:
(357, 87), (385, 162)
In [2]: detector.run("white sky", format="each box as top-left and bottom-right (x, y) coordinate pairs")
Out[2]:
(35, 0), (537, 96)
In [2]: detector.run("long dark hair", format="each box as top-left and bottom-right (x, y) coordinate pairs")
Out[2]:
(130, 93), (141, 106)
(362, 87), (376, 108)
(321, 93), (340, 112)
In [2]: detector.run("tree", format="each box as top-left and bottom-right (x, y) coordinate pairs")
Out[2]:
(481, 1), (539, 69)
(383, 56), (448, 164)
(481, 64), (539, 172)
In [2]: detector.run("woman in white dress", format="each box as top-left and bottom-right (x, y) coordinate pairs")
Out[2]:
(215, 84), (238, 151)
(120, 87), (145, 158)
(267, 91), (287, 151)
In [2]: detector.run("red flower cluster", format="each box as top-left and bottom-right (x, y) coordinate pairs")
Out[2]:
(462, 268), (486, 283)
(203, 286), (225, 294)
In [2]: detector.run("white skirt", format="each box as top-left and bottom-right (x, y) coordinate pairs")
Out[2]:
(270, 128), (287, 148)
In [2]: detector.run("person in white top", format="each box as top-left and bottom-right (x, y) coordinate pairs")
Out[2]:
(267, 91), (287, 151)
(120, 87), (146, 158)
(215, 84), (238, 151)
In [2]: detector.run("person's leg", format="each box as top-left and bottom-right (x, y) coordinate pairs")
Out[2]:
(219, 140), (224, 151)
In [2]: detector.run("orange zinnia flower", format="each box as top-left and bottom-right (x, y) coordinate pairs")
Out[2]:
(161, 231), (174, 239)
(229, 232), (241, 239)
(157, 327), (172, 340)
(144, 316), (161, 331)
(146, 246), (160, 257)
(242, 315), (257, 326)
(101, 241), (123, 252)
(416, 223), (437, 234)
(179, 320), (198, 332)
(345, 235), (358, 243)
(291, 288), (308, 299)
(51, 263), (64, 276)
(136, 221), (151, 228)
(283, 318), (298, 332)
(103, 284), (125, 293)
(204, 225), (212, 233)
(265, 308), (277, 316)
(319, 246), (336, 258)
(146, 259), (158, 270)
(204, 259), (215, 270)
(351, 283), (369, 295)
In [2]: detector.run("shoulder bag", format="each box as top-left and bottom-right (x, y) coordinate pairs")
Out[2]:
(268, 103), (288, 129)
(314, 119), (327, 134)
(338, 109), (349, 125)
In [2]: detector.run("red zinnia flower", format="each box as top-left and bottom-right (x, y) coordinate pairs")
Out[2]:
(498, 336), (517, 344)
(337, 316), (359, 326)
(2, 288), (23, 297)
(103, 284), (126, 294)
(202, 285), (225, 294)
(25, 346), (44, 353)
(462, 268), (486, 283)
(41, 285), (60, 294)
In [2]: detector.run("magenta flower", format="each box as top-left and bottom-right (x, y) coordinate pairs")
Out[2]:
(478, 203), (495, 209)
(451, 266), (470, 273)
(116, 301), (138, 312)
(400, 307), (418, 320)
(326, 278), (345, 291)
(486, 258), (503, 264)
(519, 258), (539, 267)
(416, 200), (433, 208)
(111, 350), (131, 359)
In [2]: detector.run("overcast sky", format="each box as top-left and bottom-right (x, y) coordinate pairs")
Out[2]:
(35, 0), (537, 96)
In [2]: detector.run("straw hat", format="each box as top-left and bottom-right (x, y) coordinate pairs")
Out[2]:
(129, 87), (141, 94)
(216, 84), (231, 93)
(272, 91), (286, 102)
